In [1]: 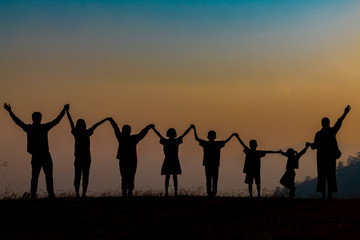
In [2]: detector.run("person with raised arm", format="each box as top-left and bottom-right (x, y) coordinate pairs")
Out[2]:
(66, 109), (111, 198)
(193, 125), (236, 197)
(279, 143), (310, 198)
(309, 105), (351, 199)
(235, 134), (281, 198)
(3, 103), (69, 198)
(152, 125), (193, 197)
(109, 119), (154, 197)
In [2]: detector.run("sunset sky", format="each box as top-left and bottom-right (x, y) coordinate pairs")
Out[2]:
(1, 0), (360, 196)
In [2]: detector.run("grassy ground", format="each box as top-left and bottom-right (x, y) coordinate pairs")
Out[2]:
(0, 196), (359, 240)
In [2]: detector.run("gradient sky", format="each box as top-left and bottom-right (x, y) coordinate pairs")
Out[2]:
(1, 0), (360, 196)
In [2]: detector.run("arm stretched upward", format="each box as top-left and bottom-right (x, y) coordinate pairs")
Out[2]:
(178, 125), (193, 139)
(152, 126), (165, 139)
(109, 118), (122, 139)
(297, 142), (311, 158)
(192, 125), (204, 142)
(46, 104), (69, 130)
(88, 117), (111, 132)
(224, 133), (236, 144)
(4, 103), (28, 132)
(333, 105), (351, 134)
(235, 134), (248, 149)
(66, 109), (75, 131)
(137, 124), (155, 141)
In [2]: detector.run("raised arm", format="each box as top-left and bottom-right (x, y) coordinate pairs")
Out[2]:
(178, 125), (193, 139)
(137, 124), (155, 140)
(333, 105), (351, 133)
(224, 133), (236, 144)
(109, 118), (121, 138)
(3, 103), (28, 131)
(66, 109), (75, 131)
(88, 117), (111, 132)
(298, 142), (310, 158)
(192, 125), (203, 142)
(46, 104), (69, 129)
(235, 134), (248, 149)
(152, 126), (165, 139)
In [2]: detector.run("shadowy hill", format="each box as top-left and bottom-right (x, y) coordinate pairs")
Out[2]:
(286, 153), (360, 198)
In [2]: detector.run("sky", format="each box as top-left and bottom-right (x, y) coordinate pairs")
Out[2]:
(1, 0), (360, 196)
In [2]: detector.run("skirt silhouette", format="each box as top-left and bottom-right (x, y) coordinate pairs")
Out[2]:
(280, 170), (295, 189)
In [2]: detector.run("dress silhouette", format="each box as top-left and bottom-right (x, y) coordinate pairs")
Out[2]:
(279, 143), (310, 198)
(66, 109), (110, 197)
(193, 125), (235, 197)
(4, 103), (69, 198)
(109, 119), (154, 197)
(310, 105), (351, 199)
(235, 134), (280, 198)
(152, 125), (192, 196)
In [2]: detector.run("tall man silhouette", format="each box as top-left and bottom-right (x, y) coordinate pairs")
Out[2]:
(4, 103), (69, 198)
(310, 105), (351, 199)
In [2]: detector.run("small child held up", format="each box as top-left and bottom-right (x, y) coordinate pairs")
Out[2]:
(279, 142), (310, 198)
(235, 134), (281, 198)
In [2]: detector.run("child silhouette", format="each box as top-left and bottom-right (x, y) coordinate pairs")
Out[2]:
(279, 142), (310, 198)
(235, 134), (281, 198)
(66, 109), (110, 197)
(152, 125), (192, 197)
(193, 125), (236, 197)
(109, 119), (154, 197)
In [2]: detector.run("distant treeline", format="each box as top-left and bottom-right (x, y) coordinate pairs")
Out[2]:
(275, 153), (360, 198)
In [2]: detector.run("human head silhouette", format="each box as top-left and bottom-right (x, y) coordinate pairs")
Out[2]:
(207, 130), (216, 141)
(286, 148), (296, 156)
(32, 112), (42, 124)
(321, 117), (330, 129)
(122, 125), (131, 136)
(166, 128), (177, 139)
(76, 119), (86, 131)
(249, 140), (257, 150)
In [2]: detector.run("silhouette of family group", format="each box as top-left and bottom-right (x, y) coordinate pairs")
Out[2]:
(3, 103), (351, 199)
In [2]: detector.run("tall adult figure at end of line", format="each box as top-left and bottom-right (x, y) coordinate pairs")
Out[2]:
(109, 118), (154, 197)
(310, 105), (351, 200)
(3, 103), (69, 199)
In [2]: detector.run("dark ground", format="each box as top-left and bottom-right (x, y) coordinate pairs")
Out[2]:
(0, 196), (359, 240)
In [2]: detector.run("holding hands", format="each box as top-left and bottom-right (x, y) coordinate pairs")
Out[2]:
(4, 103), (11, 112)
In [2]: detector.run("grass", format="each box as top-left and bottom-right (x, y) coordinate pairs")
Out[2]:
(0, 195), (360, 239)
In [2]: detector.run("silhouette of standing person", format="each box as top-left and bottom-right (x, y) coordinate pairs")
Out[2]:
(4, 103), (69, 198)
(192, 125), (236, 197)
(152, 125), (192, 197)
(109, 119), (154, 197)
(66, 109), (111, 198)
(309, 105), (351, 199)
(279, 143), (310, 198)
(235, 134), (280, 198)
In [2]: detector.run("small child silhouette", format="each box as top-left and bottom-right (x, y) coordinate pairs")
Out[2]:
(152, 125), (192, 197)
(279, 142), (310, 198)
(235, 134), (281, 198)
